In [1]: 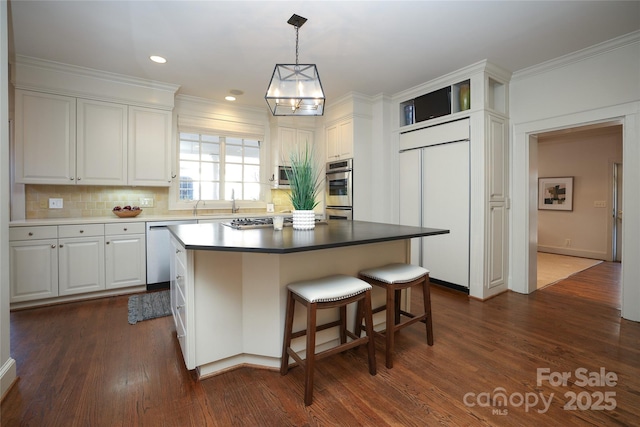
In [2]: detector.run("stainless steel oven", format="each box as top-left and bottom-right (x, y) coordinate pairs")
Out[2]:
(326, 158), (353, 207)
(326, 206), (353, 220)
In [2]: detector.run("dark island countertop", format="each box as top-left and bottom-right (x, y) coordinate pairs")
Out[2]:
(167, 220), (449, 254)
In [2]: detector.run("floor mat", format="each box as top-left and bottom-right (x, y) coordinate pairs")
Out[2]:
(537, 252), (603, 289)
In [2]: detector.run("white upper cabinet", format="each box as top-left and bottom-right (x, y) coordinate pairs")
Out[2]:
(76, 99), (128, 185)
(326, 119), (353, 160)
(278, 127), (296, 166)
(14, 90), (173, 187)
(13, 58), (179, 187)
(128, 106), (172, 187)
(15, 90), (76, 184)
(277, 126), (314, 166)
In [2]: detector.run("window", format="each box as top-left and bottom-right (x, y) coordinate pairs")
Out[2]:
(178, 132), (262, 204)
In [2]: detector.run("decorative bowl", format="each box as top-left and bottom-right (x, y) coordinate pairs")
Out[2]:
(113, 209), (142, 218)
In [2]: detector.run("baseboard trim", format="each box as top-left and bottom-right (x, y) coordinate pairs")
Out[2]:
(538, 246), (607, 260)
(430, 278), (469, 294)
(0, 357), (17, 403)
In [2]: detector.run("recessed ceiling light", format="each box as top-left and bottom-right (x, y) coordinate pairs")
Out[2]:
(150, 55), (167, 64)
(225, 96), (236, 101)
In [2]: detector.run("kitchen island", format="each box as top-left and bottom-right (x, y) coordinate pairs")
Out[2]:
(167, 220), (448, 379)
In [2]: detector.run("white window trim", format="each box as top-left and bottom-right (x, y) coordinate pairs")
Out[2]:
(169, 115), (269, 211)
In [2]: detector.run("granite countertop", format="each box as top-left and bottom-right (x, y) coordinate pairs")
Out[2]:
(168, 220), (450, 254)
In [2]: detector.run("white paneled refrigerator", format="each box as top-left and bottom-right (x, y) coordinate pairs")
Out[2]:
(399, 121), (470, 289)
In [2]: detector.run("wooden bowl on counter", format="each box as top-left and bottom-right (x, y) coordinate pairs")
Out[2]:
(112, 209), (142, 218)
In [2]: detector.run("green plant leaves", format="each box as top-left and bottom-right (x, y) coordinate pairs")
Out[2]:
(286, 142), (322, 210)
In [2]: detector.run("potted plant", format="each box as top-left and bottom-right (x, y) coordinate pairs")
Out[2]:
(285, 142), (323, 230)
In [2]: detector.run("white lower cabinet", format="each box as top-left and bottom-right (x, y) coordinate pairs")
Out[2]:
(9, 238), (59, 302)
(10, 222), (146, 305)
(105, 223), (146, 289)
(58, 224), (105, 296)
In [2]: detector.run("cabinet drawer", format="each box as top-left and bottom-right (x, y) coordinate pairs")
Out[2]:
(58, 224), (104, 238)
(174, 243), (187, 267)
(175, 306), (187, 359)
(10, 226), (58, 241)
(175, 256), (187, 298)
(105, 222), (145, 235)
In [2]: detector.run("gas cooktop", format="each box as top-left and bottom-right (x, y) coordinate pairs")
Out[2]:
(222, 217), (293, 230)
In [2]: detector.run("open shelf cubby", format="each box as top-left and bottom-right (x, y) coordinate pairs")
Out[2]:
(400, 80), (471, 127)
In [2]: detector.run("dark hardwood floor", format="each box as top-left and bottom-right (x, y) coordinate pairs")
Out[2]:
(2, 262), (639, 426)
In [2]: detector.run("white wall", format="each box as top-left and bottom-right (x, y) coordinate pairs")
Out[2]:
(510, 31), (640, 321)
(538, 126), (622, 260)
(1, 0), (18, 400)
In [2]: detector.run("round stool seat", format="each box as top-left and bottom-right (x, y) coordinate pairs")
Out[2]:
(359, 263), (429, 284)
(288, 275), (372, 303)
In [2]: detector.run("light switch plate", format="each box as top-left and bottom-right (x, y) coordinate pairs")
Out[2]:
(594, 200), (607, 208)
(49, 198), (63, 209)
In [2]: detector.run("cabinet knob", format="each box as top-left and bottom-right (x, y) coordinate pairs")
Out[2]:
(28, 232), (33, 236)
(51, 244), (56, 249)
(176, 274), (183, 280)
(176, 304), (184, 310)
(176, 249), (182, 254)
(59, 244), (64, 248)
(123, 228), (128, 231)
(77, 177), (82, 181)
(70, 177), (74, 180)
(79, 230), (84, 233)
(106, 241), (110, 245)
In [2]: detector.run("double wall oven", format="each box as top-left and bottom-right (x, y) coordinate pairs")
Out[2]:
(326, 158), (353, 220)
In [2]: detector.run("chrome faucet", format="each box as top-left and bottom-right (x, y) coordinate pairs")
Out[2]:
(193, 199), (202, 216)
(231, 189), (239, 213)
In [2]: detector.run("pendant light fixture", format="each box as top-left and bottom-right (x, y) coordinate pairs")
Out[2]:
(265, 14), (325, 116)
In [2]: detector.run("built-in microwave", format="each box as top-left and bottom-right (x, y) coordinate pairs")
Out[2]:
(276, 165), (292, 188)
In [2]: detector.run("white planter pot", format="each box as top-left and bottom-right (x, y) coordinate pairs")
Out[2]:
(292, 210), (316, 230)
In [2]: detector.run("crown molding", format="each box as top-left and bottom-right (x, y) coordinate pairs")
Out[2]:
(14, 55), (180, 93)
(512, 30), (640, 81)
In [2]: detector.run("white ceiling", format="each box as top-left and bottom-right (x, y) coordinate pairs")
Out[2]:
(8, 1), (640, 110)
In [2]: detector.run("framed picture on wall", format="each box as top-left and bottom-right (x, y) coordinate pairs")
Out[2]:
(539, 177), (574, 211)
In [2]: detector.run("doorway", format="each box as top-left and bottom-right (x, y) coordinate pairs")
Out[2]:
(509, 104), (640, 296)
(535, 124), (622, 288)
(510, 102), (640, 321)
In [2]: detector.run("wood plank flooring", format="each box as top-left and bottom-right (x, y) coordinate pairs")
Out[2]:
(2, 262), (639, 426)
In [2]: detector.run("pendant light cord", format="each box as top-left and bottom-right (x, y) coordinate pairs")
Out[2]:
(295, 24), (299, 65)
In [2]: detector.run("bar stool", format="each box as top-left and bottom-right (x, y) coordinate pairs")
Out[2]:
(356, 263), (433, 369)
(281, 275), (377, 406)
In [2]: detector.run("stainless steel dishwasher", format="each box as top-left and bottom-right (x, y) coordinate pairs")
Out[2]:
(146, 220), (197, 289)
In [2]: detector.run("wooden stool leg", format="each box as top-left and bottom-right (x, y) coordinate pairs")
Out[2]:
(385, 285), (395, 369)
(304, 302), (318, 406)
(339, 305), (347, 344)
(354, 300), (364, 338)
(281, 291), (296, 375)
(422, 275), (434, 346)
(394, 288), (402, 325)
(363, 290), (377, 375)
